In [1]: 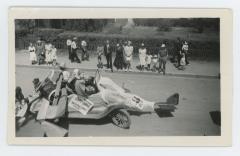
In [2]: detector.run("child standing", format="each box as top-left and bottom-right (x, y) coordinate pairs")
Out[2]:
(28, 42), (37, 65)
(178, 52), (186, 70)
(97, 45), (104, 69)
(151, 54), (158, 72)
(145, 51), (152, 71)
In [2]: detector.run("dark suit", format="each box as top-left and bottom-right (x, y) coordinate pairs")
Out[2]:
(104, 44), (113, 71)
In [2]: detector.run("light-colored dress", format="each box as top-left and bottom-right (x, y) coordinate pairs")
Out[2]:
(51, 48), (57, 60)
(146, 54), (152, 65)
(45, 44), (52, 62)
(66, 39), (72, 46)
(124, 46), (133, 63)
(28, 46), (37, 61)
(138, 48), (147, 66)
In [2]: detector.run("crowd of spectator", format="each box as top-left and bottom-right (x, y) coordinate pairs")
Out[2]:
(27, 36), (189, 74)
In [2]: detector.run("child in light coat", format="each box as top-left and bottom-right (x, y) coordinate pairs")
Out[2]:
(145, 51), (152, 71)
(151, 54), (159, 72)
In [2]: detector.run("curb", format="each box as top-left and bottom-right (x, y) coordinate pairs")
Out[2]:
(16, 64), (219, 79)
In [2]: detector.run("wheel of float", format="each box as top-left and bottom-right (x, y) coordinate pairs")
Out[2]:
(111, 109), (131, 129)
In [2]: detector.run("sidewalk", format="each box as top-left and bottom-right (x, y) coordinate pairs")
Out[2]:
(15, 50), (220, 78)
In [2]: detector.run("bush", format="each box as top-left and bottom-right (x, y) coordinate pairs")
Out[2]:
(32, 28), (64, 41)
(157, 25), (171, 32)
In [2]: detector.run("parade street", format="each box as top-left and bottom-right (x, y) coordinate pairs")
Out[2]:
(15, 66), (220, 136)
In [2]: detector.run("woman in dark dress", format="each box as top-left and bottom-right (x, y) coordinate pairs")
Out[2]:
(113, 43), (125, 70)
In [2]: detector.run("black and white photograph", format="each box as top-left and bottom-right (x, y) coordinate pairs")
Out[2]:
(8, 8), (232, 145)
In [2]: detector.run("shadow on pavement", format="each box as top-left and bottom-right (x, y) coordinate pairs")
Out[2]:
(68, 117), (110, 126)
(209, 111), (221, 126)
(129, 111), (151, 116)
(155, 110), (174, 118)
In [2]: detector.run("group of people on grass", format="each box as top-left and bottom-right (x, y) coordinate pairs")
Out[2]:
(28, 39), (58, 66)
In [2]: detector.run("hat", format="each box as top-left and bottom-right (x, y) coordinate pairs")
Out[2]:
(32, 78), (41, 89)
(161, 44), (166, 48)
(59, 62), (66, 70)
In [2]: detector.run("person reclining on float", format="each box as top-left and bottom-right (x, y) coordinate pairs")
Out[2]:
(67, 69), (105, 107)
(67, 69), (178, 112)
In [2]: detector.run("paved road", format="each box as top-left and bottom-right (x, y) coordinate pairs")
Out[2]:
(15, 66), (220, 137)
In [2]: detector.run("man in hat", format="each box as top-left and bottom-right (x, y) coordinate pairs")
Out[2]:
(182, 41), (189, 65)
(71, 37), (81, 63)
(104, 40), (113, 72)
(35, 38), (45, 65)
(81, 40), (89, 61)
(66, 37), (72, 61)
(158, 43), (168, 75)
(175, 37), (183, 67)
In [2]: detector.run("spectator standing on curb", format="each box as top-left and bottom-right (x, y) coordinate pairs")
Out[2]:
(178, 52), (186, 70)
(182, 41), (190, 65)
(36, 39), (45, 65)
(66, 37), (72, 61)
(104, 40), (113, 72)
(124, 41), (134, 72)
(122, 41), (128, 70)
(45, 40), (53, 65)
(51, 45), (57, 66)
(97, 44), (104, 69)
(146, 50), (152, 71)
(151, 53), (159, 72)
(173, 37), (182, 67)
(138, 43), (147, 71)
(114, 43), (125, 71)
(28, 42), (37, 65)
(81, 40), (89, 61)
(158, 43), (168, 75)
(71, 37), (81, 63)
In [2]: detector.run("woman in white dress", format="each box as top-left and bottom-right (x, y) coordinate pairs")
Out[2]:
(51, 45), (57, 66)
(124, 41), (133, 72)
(138, 43), (147, 71)
(45, 41), (53, 65)
(28, 43), (37, 65)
